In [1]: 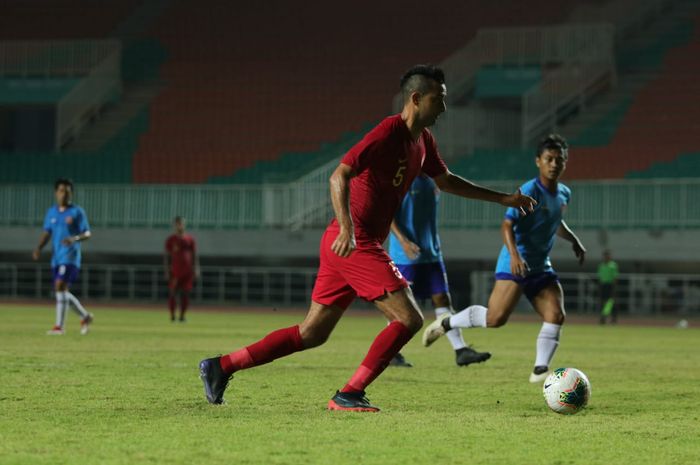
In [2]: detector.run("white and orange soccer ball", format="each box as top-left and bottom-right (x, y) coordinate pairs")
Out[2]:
(542, 368), (591, 415)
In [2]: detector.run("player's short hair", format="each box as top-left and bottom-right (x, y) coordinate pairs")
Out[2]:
(400, 64), (446, 102)
(173, 216), (184, 224)
(537, 134), (569, 159)
(54, 178), (74, 191)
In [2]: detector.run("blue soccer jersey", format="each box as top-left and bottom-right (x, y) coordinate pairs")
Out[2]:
(389, 174), (442, 265)
(43, 204), (91, 268)
(495, 178), (571, 275)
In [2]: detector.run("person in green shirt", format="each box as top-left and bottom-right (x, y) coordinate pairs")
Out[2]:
(598, 250), (619, 324)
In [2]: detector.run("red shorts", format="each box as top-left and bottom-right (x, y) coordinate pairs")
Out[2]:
(311, 227), (408, 309)
(169, 272), (194, 292)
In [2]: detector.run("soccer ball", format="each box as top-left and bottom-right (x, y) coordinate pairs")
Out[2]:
(542, 368), (591, 415)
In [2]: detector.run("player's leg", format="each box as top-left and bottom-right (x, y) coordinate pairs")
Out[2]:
(432, 291), (492, 366)
(388, 263), (419, 368)
(179, 291), (190, 322)
(423, 280), (523, 346)
(167, 276), (177, 322)
(329, 287), (422, 412)
(59, 266), (92, 334)
(179, 275), (193, 322)
(199, 300), (346, 404)
(48, 272), (68, 335)
(530, 281), (566, 383)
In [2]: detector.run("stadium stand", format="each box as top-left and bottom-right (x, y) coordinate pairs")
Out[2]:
(133, 0), (590, 183)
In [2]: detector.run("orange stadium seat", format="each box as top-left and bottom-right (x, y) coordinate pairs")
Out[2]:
(133, 0), (588, 183)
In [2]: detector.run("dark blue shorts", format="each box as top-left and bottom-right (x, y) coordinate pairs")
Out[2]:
(495, 271), (559, 302)
(397, 261), (449, 300)
(52, 264), (80, 285)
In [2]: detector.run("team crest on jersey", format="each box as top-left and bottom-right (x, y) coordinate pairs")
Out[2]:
(51, 218), (57, 224)
(65, 216), (73, 225)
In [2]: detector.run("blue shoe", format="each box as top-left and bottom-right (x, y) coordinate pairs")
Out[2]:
(199, 357), (232, 404)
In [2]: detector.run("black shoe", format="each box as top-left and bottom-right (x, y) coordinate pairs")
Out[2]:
(199, 356), (232, 404)
(179, 316), (187, 323)
(455, 347), (491, 366)
(389, 352), (413, 367)
(328, 390), (380, 412)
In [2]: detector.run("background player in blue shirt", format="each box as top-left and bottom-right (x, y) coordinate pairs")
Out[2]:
(33, 178), (94, 335)
(422, 135), (586, 383)
(389, 173), (491, 366)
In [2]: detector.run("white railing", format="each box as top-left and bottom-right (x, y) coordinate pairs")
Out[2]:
(569, 0), (673, 40)
(3, 178), (700, 230)
(0, 40), (120, 77)
(2, 262), (697, 315)
(56, 46), (122, 148)
(471, 270), (700, 316)
(0, 262), (318, 306)
(521, 56), (616, 147)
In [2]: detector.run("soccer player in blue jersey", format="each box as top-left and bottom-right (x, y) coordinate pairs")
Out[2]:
(389, 173), (491, 367)
(32, 179), (94, 335)
(422, 135), (586, 383)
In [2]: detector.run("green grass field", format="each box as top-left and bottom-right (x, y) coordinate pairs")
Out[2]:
(1, 304), (698, 465)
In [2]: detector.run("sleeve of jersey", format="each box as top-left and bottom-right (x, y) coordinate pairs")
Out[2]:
(77, 208), (91, 233)
(340, 130), (383, 175)
(43, 209), (52, 233)
(422, 131), (448, 177)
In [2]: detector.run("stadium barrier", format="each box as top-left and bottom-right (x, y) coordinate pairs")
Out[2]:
(471, 270), (700, 316)
(2, 178), (700, 230)
(2, 262), (698, 315)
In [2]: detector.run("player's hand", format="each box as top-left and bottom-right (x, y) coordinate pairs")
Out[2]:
(573, 241), (586, 265)
(32, 248), (40, 261)
(400, 239), (421, 260)
(510, 254), (530, 277)
(503, 189), (537, 215)
(331, 228), (356, 258)
(61, 236), (75, 246)
(195, 268), (201, 279)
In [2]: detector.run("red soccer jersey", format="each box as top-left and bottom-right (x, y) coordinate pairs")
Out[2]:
(335, 114), (447, 242)
(165, 234), (196, 276)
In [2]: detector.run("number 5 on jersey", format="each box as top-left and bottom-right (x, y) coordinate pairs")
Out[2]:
(393, 165), (407, 187)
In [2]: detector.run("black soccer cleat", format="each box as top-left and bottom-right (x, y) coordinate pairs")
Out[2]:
(199, 356), (232, 404)
(455, 347), (492, 366)
(328, 390), (380, 412)
(389, 352), (414, 368)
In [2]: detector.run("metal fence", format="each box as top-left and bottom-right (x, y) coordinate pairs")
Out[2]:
(2, 262), (698, 316)
(471, 270), (700, 316)
(0, 263), (318, 307)
(3, 178), (700, 230)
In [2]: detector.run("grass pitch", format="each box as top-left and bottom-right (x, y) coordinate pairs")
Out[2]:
(1, 304), (698, 465)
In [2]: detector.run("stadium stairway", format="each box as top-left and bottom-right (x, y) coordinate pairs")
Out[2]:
(566, 10), (700, 180)
(560, 1), (700, 179)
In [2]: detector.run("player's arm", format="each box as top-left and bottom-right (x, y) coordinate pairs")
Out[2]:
(61, 230), (91, 246)
(32, 231), (51, 261)
(556, 220), (586, 265)
(433, 170), (536, 215)
(502, 219), (528, 277)
(390, 219), (420, 260)
(329, 163), (356, 257)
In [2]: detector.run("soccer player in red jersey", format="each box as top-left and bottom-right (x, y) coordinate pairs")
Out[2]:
(199, 65), (536, 411)
(165, 216), (199, 322)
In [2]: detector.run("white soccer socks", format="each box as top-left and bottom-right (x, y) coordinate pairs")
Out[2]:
(55, 291), (68, 328)
(435, 307), (467, 350)
(65, 291), (89, 319)
(449, 305), (488, 329)
(535, 322), (562, 368)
